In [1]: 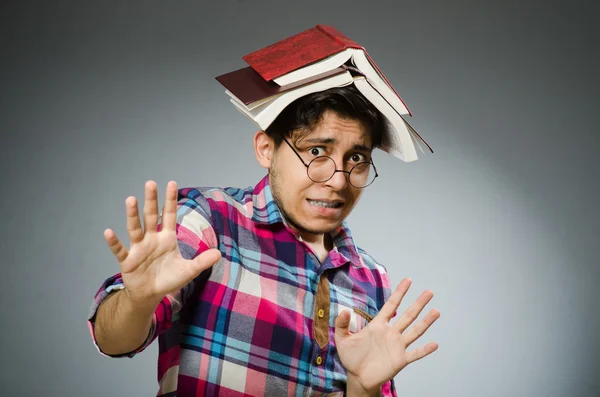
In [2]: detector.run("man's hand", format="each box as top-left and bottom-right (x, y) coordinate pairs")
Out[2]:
(104, 180), (222, 309)
(334, 278), (440, 394)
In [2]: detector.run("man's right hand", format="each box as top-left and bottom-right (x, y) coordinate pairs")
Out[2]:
(104, 180), (222, 309)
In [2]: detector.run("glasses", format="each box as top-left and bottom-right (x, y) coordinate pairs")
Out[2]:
(282, 138), (378, 188)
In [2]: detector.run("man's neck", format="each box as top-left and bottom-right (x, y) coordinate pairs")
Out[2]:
(295, 230), (334, 264)
(297, 231), (333, 249)
(278, 210), (334, 259)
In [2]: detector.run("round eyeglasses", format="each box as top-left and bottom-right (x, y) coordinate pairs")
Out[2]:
(282, 138), (378, 188)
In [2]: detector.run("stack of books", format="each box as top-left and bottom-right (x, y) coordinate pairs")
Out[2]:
(215, 24), (432, 162)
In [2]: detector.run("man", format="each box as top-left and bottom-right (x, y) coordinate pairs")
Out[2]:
(87, 86), (440, 396)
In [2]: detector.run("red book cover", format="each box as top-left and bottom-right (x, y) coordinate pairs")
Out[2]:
(242, 24), (412, 116)
(242, 24), (363, 82)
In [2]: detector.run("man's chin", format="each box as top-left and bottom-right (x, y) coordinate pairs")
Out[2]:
(279, 203), (345, 237)
(297, 220), (343, 236)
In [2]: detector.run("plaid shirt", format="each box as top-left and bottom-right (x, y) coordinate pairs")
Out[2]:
(88, 175), (397, 396)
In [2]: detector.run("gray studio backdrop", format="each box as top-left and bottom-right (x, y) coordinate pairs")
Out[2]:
(1, 1), (598, 396)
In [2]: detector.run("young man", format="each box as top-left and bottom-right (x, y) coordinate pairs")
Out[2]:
(87, 86), (440, 396)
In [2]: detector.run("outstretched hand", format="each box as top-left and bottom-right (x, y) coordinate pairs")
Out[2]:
(103, 180), (221, 308)
(335, 278), (440, 394)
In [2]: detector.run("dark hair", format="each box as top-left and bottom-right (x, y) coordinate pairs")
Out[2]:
(265, 85), (387, 149)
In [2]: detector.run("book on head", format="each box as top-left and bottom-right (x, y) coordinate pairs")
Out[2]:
(242, 24), (412, 117)
(215, 24), (433, 162)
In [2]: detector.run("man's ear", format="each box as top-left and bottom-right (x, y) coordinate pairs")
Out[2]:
(254, 130), (274, 169)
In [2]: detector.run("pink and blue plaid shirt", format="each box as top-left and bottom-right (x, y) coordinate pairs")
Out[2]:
(88, 175), (397, 396)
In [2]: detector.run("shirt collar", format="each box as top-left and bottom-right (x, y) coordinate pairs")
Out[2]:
(251, 175), (363, 268)
(329, 223), (363, 268)
(251, 175), (285, 225)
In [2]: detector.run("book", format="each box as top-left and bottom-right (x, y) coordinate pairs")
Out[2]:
(218, 65), (423, 162)
(215, 65), (349, 109)
(242, 24), (412, 116)
(215, 24), (433, 162)
(223, 67), (355, 130)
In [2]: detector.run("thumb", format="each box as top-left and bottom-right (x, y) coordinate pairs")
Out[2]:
(182, 249), (221, 282)
(193, 249), (222, 272)
(335, 309), (352, 341)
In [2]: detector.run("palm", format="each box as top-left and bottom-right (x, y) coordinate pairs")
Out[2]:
(104, 180), (221, 306)
(120, 230), (182, 297)
(334, 279), (440, 392)
(337, 320), (408, 384)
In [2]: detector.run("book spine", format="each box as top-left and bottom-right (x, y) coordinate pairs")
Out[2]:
(317, 25), (413, 118)
(316, 24), (363, 50)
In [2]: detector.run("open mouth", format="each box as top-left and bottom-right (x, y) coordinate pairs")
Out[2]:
(307, 199), (344, 209)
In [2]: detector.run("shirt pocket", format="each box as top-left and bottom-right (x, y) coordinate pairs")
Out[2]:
(334, 302), (376, 334)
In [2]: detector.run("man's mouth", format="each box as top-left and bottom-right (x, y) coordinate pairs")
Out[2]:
(307, 199), (344, 209)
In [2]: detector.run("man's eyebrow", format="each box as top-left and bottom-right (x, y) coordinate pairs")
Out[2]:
(302, 138), (372, 152)
(303, 137), (336, 145)
(352, 144), (373, 153)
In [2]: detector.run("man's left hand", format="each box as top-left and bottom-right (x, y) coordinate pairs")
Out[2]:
(334, 278), (440, 394)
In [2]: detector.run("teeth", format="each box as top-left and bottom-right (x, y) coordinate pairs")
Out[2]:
(309, 200), (339, 208)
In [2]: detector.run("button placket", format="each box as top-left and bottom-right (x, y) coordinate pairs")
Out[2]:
(312, 272), (331, 350)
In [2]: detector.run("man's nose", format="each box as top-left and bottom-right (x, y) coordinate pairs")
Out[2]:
(325, 168), (349, 189)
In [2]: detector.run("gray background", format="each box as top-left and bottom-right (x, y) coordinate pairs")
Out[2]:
(1, 0), (598, 396)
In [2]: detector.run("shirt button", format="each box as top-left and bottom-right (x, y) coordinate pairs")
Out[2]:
(316, 356), (323, 365)
(317, 309), (325, 318)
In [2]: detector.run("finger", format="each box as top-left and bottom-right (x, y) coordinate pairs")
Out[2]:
(377, 278), (412, 321)
(104, 228), (128, 263)
(334, 309), (352, 341)
(404, 308), (440, 347)
(394, 289), (434, 333)
(143, 180), (159, 234)
(163, 249), (222, 296)
(405, 342), (439, 365)
(192, 248), (222, 273)
(177, 248), (222, 283)
(161, 181), (178, 232)
(125, 196), (144, 244)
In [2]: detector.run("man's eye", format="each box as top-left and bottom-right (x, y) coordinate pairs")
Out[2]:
(309, 147), (325, 156)
(351, 153), (367, 162)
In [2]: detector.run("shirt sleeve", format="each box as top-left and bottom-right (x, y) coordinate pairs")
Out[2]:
(87, 193), (219, 358)
(381, 378), (397, 397)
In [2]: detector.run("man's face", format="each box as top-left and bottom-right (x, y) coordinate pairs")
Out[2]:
(267, 110), (374, 238)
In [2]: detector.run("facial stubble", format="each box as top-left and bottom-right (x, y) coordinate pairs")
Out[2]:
(269, 159), (340, 237)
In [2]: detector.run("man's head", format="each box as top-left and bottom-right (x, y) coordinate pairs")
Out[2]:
(254, 85), (387, 241)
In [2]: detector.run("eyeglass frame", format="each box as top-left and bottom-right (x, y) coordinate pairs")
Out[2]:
(281, 137), (379, 188)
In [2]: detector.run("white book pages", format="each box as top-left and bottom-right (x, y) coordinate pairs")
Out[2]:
(272, 49), (354, 86)
(225, 75), (421, 162)
(229, 98), (266, 129)
(350, 50), (410, 115)
(269, 48), (410, 117)
(244, 72), (354, 129)
(353, 76), (418, 162)
(225, 89), (277, 111)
